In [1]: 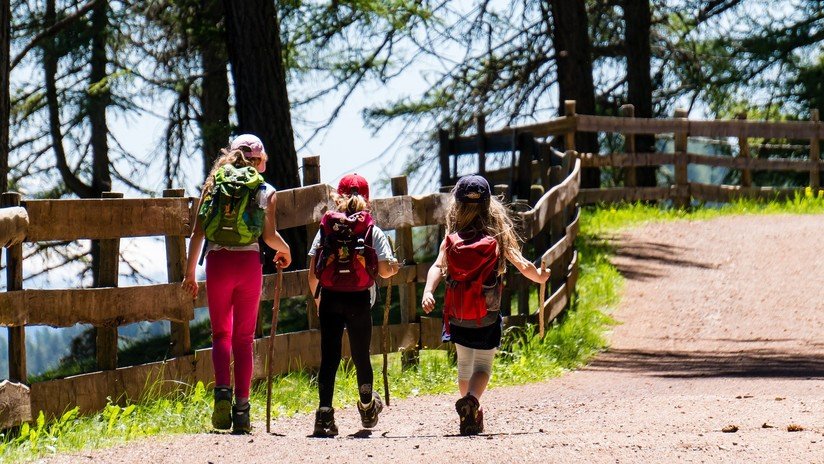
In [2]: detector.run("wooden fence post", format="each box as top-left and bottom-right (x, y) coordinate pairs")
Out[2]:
(164, 188), (191, 357)
(2, 192), (25, 382)
(549, 165), (566, 300)
(516, 132), (535, 201)
(560, 151), (575, 295)
(303, 156), (322, 331)
(439, 129), (451, 187)
(620, 104), (637, 188)
(537, 142), (553, 190)
(737, 113), (752, 188)
(96, 192), (122, 370)
(476, 114), (487, 176)
(391, 176), (419, 367)
(564, 100), (577, 152)
(494, 184), (512, 316)
(811, 109), (820, 192)
(673, 108), (690, 208)
(530, 184), (547, 253)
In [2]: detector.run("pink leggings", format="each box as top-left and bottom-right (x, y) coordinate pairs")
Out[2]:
(206, 249), (262, 400)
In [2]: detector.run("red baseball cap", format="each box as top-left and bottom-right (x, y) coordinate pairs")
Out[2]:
(230, 134), (265, 159)
(337, 173), (369, 200)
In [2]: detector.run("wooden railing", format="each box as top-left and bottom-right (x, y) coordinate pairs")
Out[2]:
(0, 150), (581, 427)
(439, 102), (823, 208)
(576, 109), (822, 206)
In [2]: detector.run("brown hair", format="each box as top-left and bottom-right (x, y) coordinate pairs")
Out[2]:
(332, 192), (369, 214)
(444, 192), (524, 275)
(201, 148), (257, 193)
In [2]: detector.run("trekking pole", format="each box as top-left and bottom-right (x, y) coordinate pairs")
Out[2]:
(382, 265), (392, 407)
(266, 264), (284, 434)
(538, 261), (547, 338)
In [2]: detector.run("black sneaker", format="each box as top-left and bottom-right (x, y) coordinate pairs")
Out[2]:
(357, 392), (384, 428)
(455, 394), (481, 436)
(231, 402), (252, 434)
(313, 407), (338, 437)
(212, 387), (232, 430)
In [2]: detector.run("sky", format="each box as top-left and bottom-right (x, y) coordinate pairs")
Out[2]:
(115, 68), (432, 198)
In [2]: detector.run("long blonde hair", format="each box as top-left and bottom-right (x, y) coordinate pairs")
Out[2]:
(332, 192), (369, 214)
(202, 148), (257, 193)
(444, 193), (523, 275)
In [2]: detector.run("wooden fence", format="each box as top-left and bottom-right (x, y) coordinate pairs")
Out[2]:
(0, 149), (581, 428)
(439, 102), (823, 208)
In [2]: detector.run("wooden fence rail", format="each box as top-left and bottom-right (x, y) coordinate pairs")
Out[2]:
(0, 146), (580, 425)
(440, 102), (821, 207)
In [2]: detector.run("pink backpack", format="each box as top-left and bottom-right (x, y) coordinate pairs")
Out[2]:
(314, 210), (378, 293)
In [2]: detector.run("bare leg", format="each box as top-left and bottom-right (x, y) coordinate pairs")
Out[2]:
(467, 372), (490, 399)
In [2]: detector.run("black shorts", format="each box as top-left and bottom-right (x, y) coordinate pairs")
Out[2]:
(442, 314), (503, 350)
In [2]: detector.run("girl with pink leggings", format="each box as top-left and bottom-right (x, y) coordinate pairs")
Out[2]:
(183, 134), (291, 434)
(205, 249), (262, 401)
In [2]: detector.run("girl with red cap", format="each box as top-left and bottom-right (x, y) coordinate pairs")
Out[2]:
(182, 134), (292, 434)
(307, 173), (400, 436)
(421, 174), (549, 435)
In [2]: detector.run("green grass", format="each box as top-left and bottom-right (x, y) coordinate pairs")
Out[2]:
(8, 193), (822, 462)
(582, 189), (824, 235)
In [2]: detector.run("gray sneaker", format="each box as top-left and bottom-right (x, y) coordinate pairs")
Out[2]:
(211, 387), (232, 430)
(357, 392), (384, 428)
(313, 407), (338, 437)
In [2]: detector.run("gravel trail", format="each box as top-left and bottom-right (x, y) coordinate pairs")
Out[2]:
(46, 214), (824, 464)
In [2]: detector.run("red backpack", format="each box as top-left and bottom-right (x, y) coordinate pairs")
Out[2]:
(443, 232), (501, 330)
(314, 210), (378, 293)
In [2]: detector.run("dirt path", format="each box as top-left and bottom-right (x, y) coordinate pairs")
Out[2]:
(48, 214), (824, 463)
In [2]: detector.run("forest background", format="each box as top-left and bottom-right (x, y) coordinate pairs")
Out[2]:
(0, 0), (822, 379)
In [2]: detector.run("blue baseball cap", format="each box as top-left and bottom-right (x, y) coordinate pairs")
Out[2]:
(454, 175), (491, 203)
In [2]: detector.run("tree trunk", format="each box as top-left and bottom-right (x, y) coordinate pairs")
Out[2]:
(548, 0), (600, 188)
(45, 0), (93, 198)
(88, 0), (111, 196)
(222, 0), (305, 268)
(197, 0), (230, 180)
(625, 0), (657, 187)
(222, 0), (299, 189)
(0, 0), (9, 193)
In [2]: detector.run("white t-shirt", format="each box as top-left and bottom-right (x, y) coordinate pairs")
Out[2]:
(308, 224), (396, 306)
(205, 182), (276, 254)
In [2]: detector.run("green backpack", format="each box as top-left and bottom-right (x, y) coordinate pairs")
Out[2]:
(198, 164), (266, 247)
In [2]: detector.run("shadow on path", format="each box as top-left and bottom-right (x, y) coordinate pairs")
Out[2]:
(588, 348), (824, 379)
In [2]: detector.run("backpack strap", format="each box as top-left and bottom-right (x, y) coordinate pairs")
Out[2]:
(313, 219), (328, 298)
(197, 238), (208, 266)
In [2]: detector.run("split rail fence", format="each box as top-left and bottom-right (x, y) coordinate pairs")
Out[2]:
(440, 101), (823, 209)
(0, 146), (581, 428)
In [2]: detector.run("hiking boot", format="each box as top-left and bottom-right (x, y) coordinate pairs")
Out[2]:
(313, 407), (338, 437)
(476, 407), (485, 434)
(211, 387), (232, 430)
(455, 393), (481, 436)
(357, 392), (384, 429)
(231, 402), (252, 434)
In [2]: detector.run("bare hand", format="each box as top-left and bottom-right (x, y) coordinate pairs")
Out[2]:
(181, 275), (198, 299)
(538, 267), (550, 284)
(275, 250), (291, 268)
(421, 291), (436, 314)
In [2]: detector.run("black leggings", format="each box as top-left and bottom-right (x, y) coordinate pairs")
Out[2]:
(318, 289), (374, 407)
